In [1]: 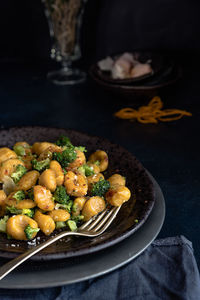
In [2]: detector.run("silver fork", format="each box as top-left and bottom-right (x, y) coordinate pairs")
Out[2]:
(0, 206), (121, 281)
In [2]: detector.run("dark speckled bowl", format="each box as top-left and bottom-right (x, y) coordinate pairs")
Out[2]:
(0, 127), (155, 260)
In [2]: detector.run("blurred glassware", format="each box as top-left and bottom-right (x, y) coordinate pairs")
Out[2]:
(43, 0), (87, 85)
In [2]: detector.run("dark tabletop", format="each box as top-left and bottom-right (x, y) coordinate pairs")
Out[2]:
(0, 56), (199, 268)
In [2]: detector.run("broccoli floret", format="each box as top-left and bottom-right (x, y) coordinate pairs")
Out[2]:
(56, 221), (67, 229)
(13, 145), (26, 156)
(78, 164), (94, 177)
(67, 220), (77, 231)
(13, 190), (26, 202)
(6, 206), (22, 214)
(77, 165), (85, 176)
(75, 146), (87, 153)
(24, 224), (40, 240)
(22, 208), (35, 218)
(11, 165), (27, 183)
(54, 186), (70, 205)
(54, 135), (78, 167)
(55, 135), (73, 147)
(72, 202), (78, 213)
(91, 179), (110, 197)
(66, 200), (73, 212)
(6, 206), (35, 217)
(55, 201), (73, 212)
(26, 188), (34, 200)
(0, 216), (9, 233)
(63, 168), (67, 175)
(32, 158), (50, 172)
(71, 215), (84, 225)
(53, 149), (77, 168)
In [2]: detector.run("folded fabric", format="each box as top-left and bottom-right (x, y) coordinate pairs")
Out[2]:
(0, 236), (199, 300)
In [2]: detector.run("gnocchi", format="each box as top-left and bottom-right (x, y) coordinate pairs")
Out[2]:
(64, 171), (88, 197)
(34, 185), (55, 211)
(39, 169), (57, 192)
(107, 174), (126, 187)
(0, 148), (17, 164)
(0, 158), (24, 182)
(88, 150), (108, 172)
(49, 209), (70, 222)
(50, 160), (64, 186)
(0, 135), (131, 241)
(82, 196), (106, 221)
(34, 210), (55, 236)
(32, 142), (61, 156)
(16, 170), (40, 191)
(6, 215), (39, 240)
(106, 185), (131, 206)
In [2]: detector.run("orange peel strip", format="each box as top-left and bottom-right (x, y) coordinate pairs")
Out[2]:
(114, 97), (192, 124)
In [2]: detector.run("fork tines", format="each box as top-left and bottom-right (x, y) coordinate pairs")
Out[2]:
(79, 206), (120, 233)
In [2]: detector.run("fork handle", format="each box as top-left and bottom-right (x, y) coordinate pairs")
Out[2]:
(0, 230), (78, 281)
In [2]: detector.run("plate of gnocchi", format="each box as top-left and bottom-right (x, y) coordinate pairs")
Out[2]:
(0, 127), (155, 260)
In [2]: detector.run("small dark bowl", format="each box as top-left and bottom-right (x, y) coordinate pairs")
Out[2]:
(93, 52), (171, 85)
(89, 62), (181, 101)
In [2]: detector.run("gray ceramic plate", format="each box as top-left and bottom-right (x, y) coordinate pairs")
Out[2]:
(0, 127), (155, 260)
(0, 172), (165, 289)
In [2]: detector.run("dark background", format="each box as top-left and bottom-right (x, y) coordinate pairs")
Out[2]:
(0, 0), (200, 65)
(0, 0), (200, 272)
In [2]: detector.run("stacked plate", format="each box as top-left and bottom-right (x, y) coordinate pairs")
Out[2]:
(89, 52), (181, 99)
(0, 127), (165, 288)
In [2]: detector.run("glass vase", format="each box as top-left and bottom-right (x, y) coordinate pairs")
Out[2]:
(43, 0), (87, 85)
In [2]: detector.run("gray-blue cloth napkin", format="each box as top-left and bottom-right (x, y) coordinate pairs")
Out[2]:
(0, 236), (199, 300)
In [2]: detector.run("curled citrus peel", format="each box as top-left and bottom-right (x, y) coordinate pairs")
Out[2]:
(114, 96), (192, 124)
